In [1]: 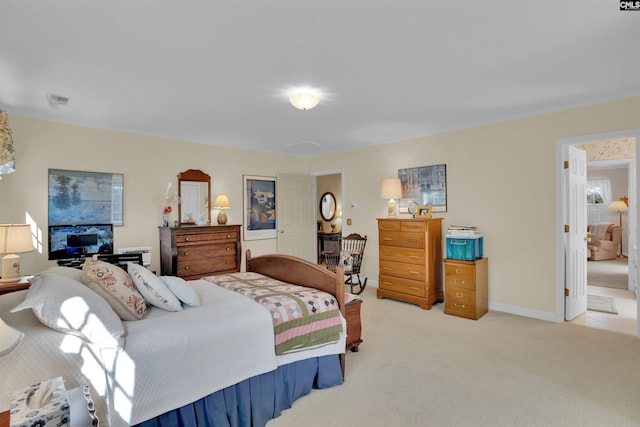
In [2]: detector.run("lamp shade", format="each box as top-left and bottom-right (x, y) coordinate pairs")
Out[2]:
(0, 110), (16, 176)
(380, 178), (402, 199)
(0, 224), (34, 255)
(289, 92), (320, 110)
(608, 200), (628, 213)
(213, 194), (231, 209)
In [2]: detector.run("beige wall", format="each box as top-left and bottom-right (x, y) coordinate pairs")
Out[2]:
(2, 96), (639, 320)
(0, 117), (310, 275)
(310, 96), (640, 318)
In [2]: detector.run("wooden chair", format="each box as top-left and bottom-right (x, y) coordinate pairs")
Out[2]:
(323, 233), (368, 295)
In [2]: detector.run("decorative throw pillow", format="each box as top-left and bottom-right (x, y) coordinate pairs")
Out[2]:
(12, 272), (125, 348)
(161, 276), (201, 307)
(339, 251), (353, 273)
(81, 259), (147, 321)
(128, 263), (182, 311)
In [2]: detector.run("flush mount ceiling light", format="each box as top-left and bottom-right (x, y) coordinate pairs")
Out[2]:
(289, 92), (320, 111)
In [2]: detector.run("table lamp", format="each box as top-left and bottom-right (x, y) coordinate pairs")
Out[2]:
(0, 224), (35, 284)
(380, 178), (402, 217)
(213, 194), (231, 225)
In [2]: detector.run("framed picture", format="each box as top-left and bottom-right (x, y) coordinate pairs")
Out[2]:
(398, 164), (447, 213)
(48, 169), (123, 226)
(416, 205), (433, 218)
(243, 175), (277, 240)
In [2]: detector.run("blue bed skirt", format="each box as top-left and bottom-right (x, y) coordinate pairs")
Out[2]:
(135, 355), (343, 427)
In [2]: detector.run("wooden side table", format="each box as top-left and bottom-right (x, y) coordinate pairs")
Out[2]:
(0, 276), (32, 296)
(345, 296), (363, 352)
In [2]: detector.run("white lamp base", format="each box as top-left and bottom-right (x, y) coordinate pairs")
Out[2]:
(387, 199), (398, 217)
(217, 210), (228, 225)
(0, 254), (21, 284)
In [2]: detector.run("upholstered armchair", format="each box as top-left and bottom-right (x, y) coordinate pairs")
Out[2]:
(587, 223), (622, 261)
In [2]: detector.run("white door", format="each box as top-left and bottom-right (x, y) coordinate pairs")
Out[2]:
(565, 145), (588, 321)
(276, 173), (315, 262)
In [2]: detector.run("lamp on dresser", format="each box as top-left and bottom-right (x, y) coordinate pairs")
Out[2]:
(380, 178), (402, 217)
(213, 194), (232, 225)
(0, 224), (35, 284)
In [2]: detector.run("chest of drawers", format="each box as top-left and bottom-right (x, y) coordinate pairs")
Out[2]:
(444, 257), (488, 320)
(159, 225), (241, 280)
(377, 217), (443, 309)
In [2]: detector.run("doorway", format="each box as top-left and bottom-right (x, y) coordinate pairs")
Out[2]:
(314, 170), (343, 266)
(555, 129), (640, 338)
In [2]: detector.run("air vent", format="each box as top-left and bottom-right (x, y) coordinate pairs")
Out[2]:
(46, 93), (70, 109)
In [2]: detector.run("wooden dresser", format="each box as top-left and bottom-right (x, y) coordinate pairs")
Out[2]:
(159, 225), (241, 280)
(444, 257), (488, 320)
(377, 217), (443, 309)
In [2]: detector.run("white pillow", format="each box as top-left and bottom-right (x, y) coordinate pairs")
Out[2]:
(161, 276), (201, 307)
(40, 266), (83, 282)
(128, 263), (182, 312)
(12, 272), (125, 348)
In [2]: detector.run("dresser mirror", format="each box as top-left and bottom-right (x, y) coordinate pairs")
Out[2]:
(319, 192), (337, 221)
(178, 169), (211, 225)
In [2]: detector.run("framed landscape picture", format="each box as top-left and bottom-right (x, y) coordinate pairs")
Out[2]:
(243, 175), (277, 240)
(48, 169), (124, 225)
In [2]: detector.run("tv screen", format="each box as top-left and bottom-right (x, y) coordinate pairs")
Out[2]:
(48, 224), (114, 260)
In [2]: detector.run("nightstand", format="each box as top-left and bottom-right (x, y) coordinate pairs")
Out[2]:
(444, 258), (488, 320)
(0, 276), (32, 296)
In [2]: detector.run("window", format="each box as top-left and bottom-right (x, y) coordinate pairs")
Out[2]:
(586, 179), (611, 205)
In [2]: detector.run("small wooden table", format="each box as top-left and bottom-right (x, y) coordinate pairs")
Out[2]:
(0, 276), (32, 296)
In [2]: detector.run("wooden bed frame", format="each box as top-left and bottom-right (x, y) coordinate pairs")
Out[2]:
(246, 249), (346, 375)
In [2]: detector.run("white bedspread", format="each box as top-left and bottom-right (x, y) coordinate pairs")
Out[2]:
(1, 279), (345, 427)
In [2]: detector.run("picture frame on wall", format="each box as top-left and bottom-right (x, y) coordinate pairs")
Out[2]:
(243, 175), (277, 240)
(48, 169), (124, 226)
(398, 164), (447, 213)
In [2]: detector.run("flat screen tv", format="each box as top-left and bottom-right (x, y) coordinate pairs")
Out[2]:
(48, 224), (114, 261)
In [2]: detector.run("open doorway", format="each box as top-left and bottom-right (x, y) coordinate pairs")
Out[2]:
(555, 130), (640, 338)
(314, 171), (343, 266)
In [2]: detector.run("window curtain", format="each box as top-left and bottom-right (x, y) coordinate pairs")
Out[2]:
(587, 178), (613, 224)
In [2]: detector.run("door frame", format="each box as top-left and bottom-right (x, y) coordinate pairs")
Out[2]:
(555, 128), (640, 337)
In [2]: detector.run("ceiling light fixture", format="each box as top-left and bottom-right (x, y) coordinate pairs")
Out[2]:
(289, 92), (320, 111)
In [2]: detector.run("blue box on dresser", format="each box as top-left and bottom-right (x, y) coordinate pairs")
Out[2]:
(446, 236), (483, 261)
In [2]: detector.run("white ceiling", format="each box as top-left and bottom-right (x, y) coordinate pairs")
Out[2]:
(1, 1), (639, 158)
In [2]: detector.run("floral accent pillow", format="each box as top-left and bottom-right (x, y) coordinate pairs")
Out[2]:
(81, 259), (147, 320)
(339, 251), (353, 273)
(128, 263), (182, 311)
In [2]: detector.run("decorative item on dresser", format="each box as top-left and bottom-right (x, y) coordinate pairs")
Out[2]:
(444, 257), (488, 320)
(377, 217), (443, 309)
(159, 225), (241, 280)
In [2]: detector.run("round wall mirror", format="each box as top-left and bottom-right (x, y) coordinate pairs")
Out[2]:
(319, 192), (337, 221)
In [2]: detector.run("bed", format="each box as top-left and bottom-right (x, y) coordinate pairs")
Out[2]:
(0, 251), (346, 427)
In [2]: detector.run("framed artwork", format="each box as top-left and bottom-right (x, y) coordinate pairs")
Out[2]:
(243, 175), (277, 240)
(398, 164), (447, 213)
(48, 169), (123, 226)
(416, 205), (433, 218)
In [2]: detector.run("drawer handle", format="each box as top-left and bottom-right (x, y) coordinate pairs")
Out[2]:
(184, 266), (190, 270)
(226, 260), (230, 264)
(454, 303), (466, 308)
(383, 238), (393, 241)
(382, 281), (394, 286)
(226, 247), (230, 251)
(456, 292), (463, 297)
(226, 234), (231, 238)
(382, 267), (393, 271)
(408, 271), (421, 275)
(183, 251), (189, 256)
(408, 255), (420, 259)
(455, 268), (464, 274)
(184, 237), (190, 242)
(455, 280), (465, 285)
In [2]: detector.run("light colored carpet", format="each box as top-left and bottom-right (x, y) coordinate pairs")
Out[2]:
(587, 258), (628, 289)
(267, 286), (640, 427)
(587, 294), (618, 314)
